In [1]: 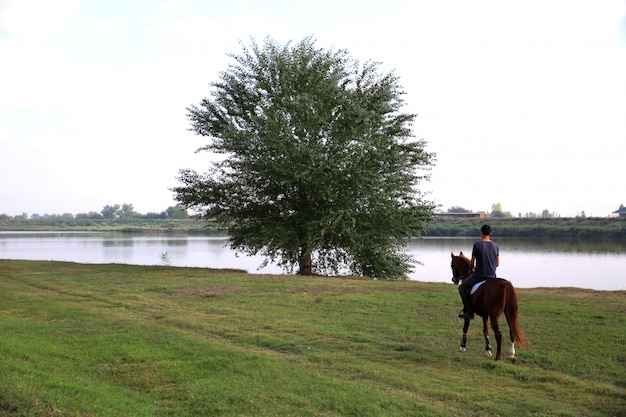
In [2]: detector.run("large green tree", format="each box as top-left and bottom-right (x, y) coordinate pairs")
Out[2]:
(173, 36), (436, 279)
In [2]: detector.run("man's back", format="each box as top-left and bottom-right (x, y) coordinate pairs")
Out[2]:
(472, 240), (499, 278)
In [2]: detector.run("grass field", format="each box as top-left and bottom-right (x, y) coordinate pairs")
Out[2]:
(0, 260), (624, 416)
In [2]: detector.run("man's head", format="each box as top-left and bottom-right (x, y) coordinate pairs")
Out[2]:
(481, 224), (492, 236)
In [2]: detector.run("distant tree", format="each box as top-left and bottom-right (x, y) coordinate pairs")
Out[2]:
(173, 36), (436, 279)
(490, 202), (512, 218)
(76, 211), (103, 219)
(101, 204), (121, 219)
(447, 206), (471, 213)
(119, 203), (137, 218)
(165, 205), (189, 219)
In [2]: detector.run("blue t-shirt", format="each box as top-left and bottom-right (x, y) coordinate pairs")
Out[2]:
(471, 240), (499, 278)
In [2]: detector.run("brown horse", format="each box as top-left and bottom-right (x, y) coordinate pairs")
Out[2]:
(451, 251), (526, 362)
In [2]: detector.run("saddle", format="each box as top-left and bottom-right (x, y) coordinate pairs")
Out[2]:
(470, 280), (486, 295)
(467, 277), (503, 295)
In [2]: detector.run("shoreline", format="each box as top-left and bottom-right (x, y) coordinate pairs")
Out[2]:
(2, 217), (625, 238)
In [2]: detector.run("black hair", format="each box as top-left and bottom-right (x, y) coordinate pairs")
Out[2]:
(481, 224), (492, 236)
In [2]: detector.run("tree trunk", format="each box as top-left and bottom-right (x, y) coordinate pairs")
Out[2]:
(298, 251), (314, 275)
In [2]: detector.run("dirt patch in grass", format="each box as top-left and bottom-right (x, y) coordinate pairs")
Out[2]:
(174, 285), (246, 298)
(289, 285), (425, 295)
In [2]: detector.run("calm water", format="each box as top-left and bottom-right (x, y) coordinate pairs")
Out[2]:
(1, 232), (624, 291)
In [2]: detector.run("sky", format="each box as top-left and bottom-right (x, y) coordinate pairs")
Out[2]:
(1, 0), (626, 218)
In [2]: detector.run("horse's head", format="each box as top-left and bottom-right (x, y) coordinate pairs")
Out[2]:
(451, 251), (472, 285)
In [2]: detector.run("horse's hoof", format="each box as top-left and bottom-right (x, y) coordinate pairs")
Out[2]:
(485, 350), (492, 357)
(459, 346), (467, 353)
(510, 356), (516, 364)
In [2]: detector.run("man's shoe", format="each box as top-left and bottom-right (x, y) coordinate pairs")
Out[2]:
(459, 310), (474, 320)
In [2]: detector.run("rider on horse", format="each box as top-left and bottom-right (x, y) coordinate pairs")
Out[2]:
(458, 224), (500, 320)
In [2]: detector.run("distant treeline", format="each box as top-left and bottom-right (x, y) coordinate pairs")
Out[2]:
(0, 203), (189, 221)
(425, 217), (626, 238)
(2, 216), (625, 238)
(0, 218), (218, 234)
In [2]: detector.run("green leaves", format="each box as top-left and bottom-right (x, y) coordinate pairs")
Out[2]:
(174, 36), (436, 278)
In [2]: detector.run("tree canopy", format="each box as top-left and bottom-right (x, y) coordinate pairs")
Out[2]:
(173, 36), (436, 279)
(490, 202), (513, 218)
(446, 206), (472, 213)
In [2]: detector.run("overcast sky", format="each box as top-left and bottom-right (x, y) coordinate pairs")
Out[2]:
(1, 0), (625, 218)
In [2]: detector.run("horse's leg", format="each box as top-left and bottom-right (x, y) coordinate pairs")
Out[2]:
(508, 324), (517, 363)
(490, 314), (503, 361)
(509, 341), (516, 364)
(482, 316), (492, 357)
(459, 319), (470, 352)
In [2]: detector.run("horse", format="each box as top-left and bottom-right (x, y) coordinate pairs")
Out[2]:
(451, 251), (526, 362)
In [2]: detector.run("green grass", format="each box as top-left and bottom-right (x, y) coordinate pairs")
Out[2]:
(0, 260), (624, 416)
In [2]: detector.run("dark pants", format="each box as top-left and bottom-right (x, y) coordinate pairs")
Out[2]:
(458, 273), (485, 313)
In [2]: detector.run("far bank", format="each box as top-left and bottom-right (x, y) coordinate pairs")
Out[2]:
(1, 216), (625, 238)
(425, 216), (626, 238)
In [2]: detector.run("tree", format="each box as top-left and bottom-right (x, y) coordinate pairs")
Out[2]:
(165, 205), (189, 219)
(119, 203), (137, 218)
(101, 204), (120, 219)
(447, 206), (471, 213)
(79, 211), (103, 219)
(490, 202), (512, 218)
(173, 36), (436, 279)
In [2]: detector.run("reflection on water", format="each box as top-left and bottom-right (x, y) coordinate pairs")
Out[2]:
(0, 232), (624, 291)
(500, 237), (626, 254)
(408, 237), (626, 254)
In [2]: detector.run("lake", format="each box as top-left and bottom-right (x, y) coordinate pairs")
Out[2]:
(1, 232), (624, 291)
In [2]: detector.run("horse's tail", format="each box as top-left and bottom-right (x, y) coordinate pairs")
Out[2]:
(504, 281), (527, 349)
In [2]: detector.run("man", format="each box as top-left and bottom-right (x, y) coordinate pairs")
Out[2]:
(458, 224), (499, 320)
